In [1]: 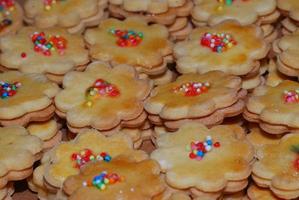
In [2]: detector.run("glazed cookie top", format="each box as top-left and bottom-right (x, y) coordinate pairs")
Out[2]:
(277, 0), (299, 21)
(55, 61), (152, 130)
(63, 158), (165, 200)
(24, 0), (104, 28)
(174, 21), (268, 75)
(41, 129), (148, 188)
(84, 17), (172, 74)
(0, 126), (43, 177)
(27, 120), (59, 141)
(109, 0), (187, 14)
(144, 71), (242, 119)
(252, 134), (299, 197)
(273, 30), (299, 70)
(192, 0), (276, 26)
(0, 71), (59, 119)
(246, 80), (299, 128)
(0, 0), (23, 37)
(151, 123), (254, 191)
(247, 184), (281, 200)
(0, 27), (89, 77)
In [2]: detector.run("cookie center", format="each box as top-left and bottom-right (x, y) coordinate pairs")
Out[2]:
(187, 136), (221, 161)
(85, 79), (120, 107)
(109, 28), (144, 47)
(82, 171), (124, 190)
(0, 0), (15, 32)
(31, 32), (67, 56)
(71, 149), (112, 168)
(201, 32), (237, 53)
(283, 90), (299, 103)
(173, 82), (210, 96)
(0, 81), (21, 99)
(43, 0), (67, 11)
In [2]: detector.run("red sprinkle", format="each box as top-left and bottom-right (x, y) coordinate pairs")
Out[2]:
(21, 52), (26, 58)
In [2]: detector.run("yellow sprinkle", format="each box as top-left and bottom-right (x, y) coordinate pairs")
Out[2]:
(9, 7), (15, 11)
(86, 101), (93, 107)
(227, 43), (233, 48)
(217, 6), (223, 11)
(45, 5), (51, 11)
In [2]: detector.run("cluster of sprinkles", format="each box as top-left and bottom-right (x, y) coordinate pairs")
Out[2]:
(43, 0), (66, 11)
(82, 171), (124, 190)
(0, 0), (15, 32)
(187, 136), (220, 161)
(201, 32), (237, 53)
(85, 79), (120, 107)
(217, 0), (249, 11)
(31, 32), (67, 56)
(173, 82), (210, 97)
(283, 90), (299, 103)
(291, 145), (299, 171)
(109, 28), (143, 47)
(0, 81), (21, 99)
(71, 149), (112, 168)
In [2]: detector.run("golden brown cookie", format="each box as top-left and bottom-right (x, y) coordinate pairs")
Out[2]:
(151, 123), (254, 198)
(63, 157), (165, 200)
(55, 61), (152, 133)
(0, 71), (59, 126)
(247, 184), (281, 200)
(0, 27), (89, 84)
(252, 133), (299, 199)
(24, 0), (107, 34)
(265, 60), (289, 87)
(145, 71), (246, 131)
(244, 80), (299, 134)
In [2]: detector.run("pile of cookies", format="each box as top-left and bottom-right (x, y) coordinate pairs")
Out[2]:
(1, 0), (299, 200)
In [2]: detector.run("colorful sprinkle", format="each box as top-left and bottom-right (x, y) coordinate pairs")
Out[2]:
(187, 136), (220, 161)
(31, 32), (67, 56)
(291, 145), (299, 170)
(283, 90), (299, 103)
(82, 171), (124, 190)
(71, 149), (112, 168)
(201, 32), (237, 53)
(85, 79), (120, 107)
(43, 0), (66, 10)
(109, 28), (143, 47)
(173, 82), (210, 96)
(21, 52), (27, 58)
(0, 81), (21, 99)
(0, 0), (15, 32)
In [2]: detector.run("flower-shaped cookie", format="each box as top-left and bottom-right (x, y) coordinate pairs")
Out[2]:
(192, 0), (276, 26)
(39, 129), (148, 189)
(277, 0), (299, 22)
(109, 0), (187, 14)
(0, 27), (89, 83)
(84, 17), (172, 75)
(247, 184), (281, 200)
(244, 80), (299, 134)
(0, 71), (59, 126)
(0, 0), (23, 37)
(0, 126), (43, 188)
(63, 157), (165, 200)
(24, 0), (107, 33)
(174, 21), (269, 75)
(144, 71), (245, 128)
(252, 134), (299, 199)
(151, 123), (254, 195)
(273, 30), (299, 77)
(55, 61), (152, 132)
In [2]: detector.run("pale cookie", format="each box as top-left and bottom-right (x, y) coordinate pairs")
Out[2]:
(24, 0), (107, 33)
(247, 184), (281, 200)
(144, 71), (246, 128)
(244, 80), (299, 134)
(0, 27), (89, 84)
(36, 129), (148, 192)
(84, 17), (172, 76)
(0, 126), (43, 189)
(174, 21), (269, 76)
(0, 183), (14, 200)
(192, 0), (276, 26)
(55, 61), (152, 132)
(252, 133), (299, 199)
(109, 0), (186, 14)
(0, 1), (23, 37)
(265, 60), (288, 87)
(277, 0), (299, 22)
(151, 123), (254, 197)
(63, 156), (165, 200)
(0, 71), (59, 126)
(27, 120), (62, 151)
(273, 30), (299, 78)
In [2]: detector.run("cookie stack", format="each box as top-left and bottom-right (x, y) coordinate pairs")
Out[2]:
(278, 0), (299, 35)
(108, 0), (193, 41)
(191, 0), (279, 43)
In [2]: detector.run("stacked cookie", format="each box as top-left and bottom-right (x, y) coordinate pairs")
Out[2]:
(278, 0), (299, 35)
(108, 0), (193, 41)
